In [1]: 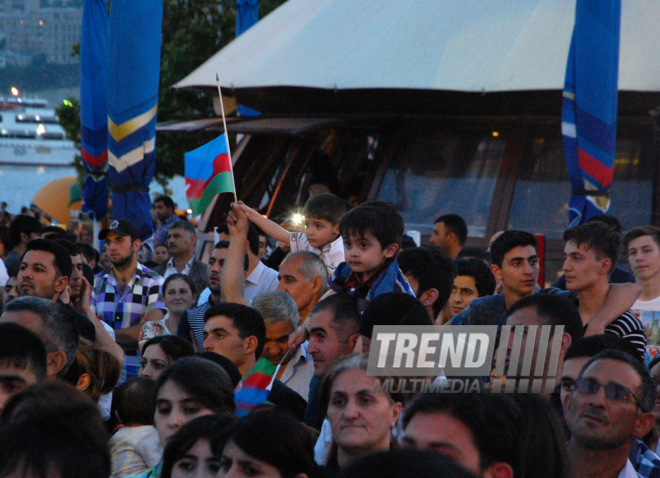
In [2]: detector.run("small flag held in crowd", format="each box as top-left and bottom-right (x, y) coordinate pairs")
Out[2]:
(233, 357), (277, 417)
(184, 133), (236, 216)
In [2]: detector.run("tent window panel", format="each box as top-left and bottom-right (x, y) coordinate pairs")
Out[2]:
(376, 130), (505, 238)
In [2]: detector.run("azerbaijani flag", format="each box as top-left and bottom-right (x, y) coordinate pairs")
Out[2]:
(233, 357), (277, 417)
(185, 133), (235, 216)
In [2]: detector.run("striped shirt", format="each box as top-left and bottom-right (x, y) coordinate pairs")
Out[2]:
(544, 288), (646, 361)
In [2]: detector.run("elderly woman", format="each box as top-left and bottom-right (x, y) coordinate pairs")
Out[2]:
(318, 354), (403, 477)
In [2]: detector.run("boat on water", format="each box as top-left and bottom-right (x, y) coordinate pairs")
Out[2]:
(0, 94), (76, 167)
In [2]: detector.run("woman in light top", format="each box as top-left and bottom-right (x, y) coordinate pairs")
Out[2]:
(139, 274), (197, 347)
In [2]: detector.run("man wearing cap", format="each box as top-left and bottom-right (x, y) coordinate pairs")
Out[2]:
(92, 220), (166, 379)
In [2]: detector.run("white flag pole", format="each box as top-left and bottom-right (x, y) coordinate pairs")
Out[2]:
(216, 74), (238, 203)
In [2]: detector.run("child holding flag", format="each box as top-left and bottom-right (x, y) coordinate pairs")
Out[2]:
(237, 193), (346, 277)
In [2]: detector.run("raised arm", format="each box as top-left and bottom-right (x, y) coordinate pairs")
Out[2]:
(237, 202), (290, 244)
(221, 203), (250, 306)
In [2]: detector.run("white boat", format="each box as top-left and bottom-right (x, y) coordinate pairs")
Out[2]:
(0, 95), (76, 167)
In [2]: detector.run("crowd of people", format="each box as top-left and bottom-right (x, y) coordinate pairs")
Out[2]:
(1, 190), (660, 478)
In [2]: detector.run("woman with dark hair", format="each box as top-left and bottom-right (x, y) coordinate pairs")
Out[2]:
(219, 410), (324, 478)
(510, 394), (570, 478)
(139, 274), (197, 347)
(139, 335), (195, 381)
(161, 414), (237, 478)
(318, 354), (403, 476)
(126, 357), (236, 478)
(0, 381), (111, 478)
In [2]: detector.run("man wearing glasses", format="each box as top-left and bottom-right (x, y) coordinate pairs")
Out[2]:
(564, 349), (656, 478)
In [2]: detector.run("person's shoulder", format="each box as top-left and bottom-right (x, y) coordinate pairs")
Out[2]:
(152, 262), (166, 275)
(469, 293), (506, 310)
(137, 263), (163, 281)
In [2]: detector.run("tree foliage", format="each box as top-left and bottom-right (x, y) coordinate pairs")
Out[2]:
(155, 0), (288, 184)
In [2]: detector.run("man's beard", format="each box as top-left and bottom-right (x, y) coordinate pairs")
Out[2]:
(111, 253), (134, 270)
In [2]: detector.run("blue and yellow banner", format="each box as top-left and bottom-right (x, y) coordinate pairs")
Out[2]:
(107, 0), (164, 240)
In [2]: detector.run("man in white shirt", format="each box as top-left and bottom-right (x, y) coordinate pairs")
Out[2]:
(625, 226), (660, 345)
(153, 221), (208, 296)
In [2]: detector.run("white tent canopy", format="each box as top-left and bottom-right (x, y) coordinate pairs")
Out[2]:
(174, 0), (660, 93)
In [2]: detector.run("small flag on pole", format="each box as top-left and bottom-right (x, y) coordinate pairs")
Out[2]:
(233, 357), (277, 417)
(184, 133), (236, 216)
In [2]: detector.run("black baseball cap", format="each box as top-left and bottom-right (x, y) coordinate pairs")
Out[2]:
(99, 219), (140, 241)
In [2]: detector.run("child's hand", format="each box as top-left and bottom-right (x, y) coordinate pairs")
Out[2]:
(236, 201), (258, 220)
(228, 203), (249, 235)
(288, 326), (310, 351)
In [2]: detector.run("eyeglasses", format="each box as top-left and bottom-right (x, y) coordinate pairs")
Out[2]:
(574, 377), (647, 412)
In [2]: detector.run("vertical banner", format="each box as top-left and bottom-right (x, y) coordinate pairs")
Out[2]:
(80, 0), (109, 221)
(562, 0), (621, 226)
(235, 0), (260, 117)
(107, 0), (164, 240)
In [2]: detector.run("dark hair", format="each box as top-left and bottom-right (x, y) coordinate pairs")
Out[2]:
(9, 215), (42, 247)
(435, 214), (468, 246)
(50, 236), (79, 257)
(360, 292), (433, 339)
(339, 201), (403, 249)
(246, 223), (260, 256)
(24, 239), (73, 279)
(76, 242), (100, 265)
(113, 377), (156, 426)
(0, 381), (110, 478)
(398, 246), (455, 317)
(195, 352), (242, 387)
(5, 297), (80, 377)
(402, 393), (523, 472)
(507, 294), (584, 344)
(565, 334), (641, 363)
(163, 273), (197, 298)
(0, 225), (10, 252)
(154, 196), (174, 210)
(162, 414), (238, 478)
(155, 357), (236, 414)
(579, 349), (656, 413)
(167, 220), (195, 235)
(457, 246), (490, 262)
(66, 339), (121, 402)
(586, 214), (622, 234)
(204, 303), (266, 359)
(310, 294), (360, 342)
(141, 335), (195, 361)
(490, 231), (537, 268)
(303, 193), (347, 225)
(509, 394), (570, 478)
(623, 225), (660, 250)
(563, 222), (621, 273)
(0, 323), (47, 382)
(215, 240), (230, 250)
(342, 449), (478, 478)
(41, 226), (73, 240)
(227, 410), (324, 478)
(454, 258), (496, 297)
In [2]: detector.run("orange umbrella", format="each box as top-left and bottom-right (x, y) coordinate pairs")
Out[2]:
(32, 176), (82, 224)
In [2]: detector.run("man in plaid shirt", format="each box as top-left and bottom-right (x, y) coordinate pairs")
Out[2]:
(92, 220), (166, 379)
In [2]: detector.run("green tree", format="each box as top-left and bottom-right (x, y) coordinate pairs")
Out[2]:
(155, 0), (288, 186)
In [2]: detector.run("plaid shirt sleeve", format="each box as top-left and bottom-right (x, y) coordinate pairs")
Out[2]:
(144, 271), (166, 314)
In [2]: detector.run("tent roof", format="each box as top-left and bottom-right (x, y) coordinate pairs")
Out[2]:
(174, 0), (660, 93)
